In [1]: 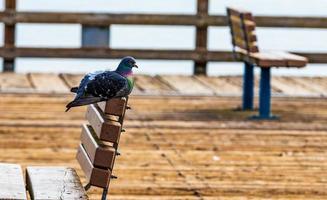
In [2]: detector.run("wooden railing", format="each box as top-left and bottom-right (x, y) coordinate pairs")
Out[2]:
(2, 0), (327, 74)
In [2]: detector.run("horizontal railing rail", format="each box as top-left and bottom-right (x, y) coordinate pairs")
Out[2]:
(1, 12), (327, 28)
(2, 0), (327, 74)
(0, 47), (325, 63)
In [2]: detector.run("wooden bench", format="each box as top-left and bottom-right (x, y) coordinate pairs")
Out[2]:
(0, 97), (129, 200)
(226, 7), (308, 119)
(0, 163), (27, 200)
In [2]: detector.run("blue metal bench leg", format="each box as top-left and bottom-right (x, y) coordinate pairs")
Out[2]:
(252, 67), (278, 120)
(242, 62), (254, 110)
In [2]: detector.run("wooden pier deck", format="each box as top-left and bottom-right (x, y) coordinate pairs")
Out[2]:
(0, 73), (327, 199)
(1, 73), (327, 97)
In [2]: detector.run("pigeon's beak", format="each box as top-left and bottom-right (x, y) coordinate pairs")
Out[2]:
(133, 64), (138, 68)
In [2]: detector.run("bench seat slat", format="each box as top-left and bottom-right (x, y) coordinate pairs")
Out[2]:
(270, 51), (308, 67)
(26, 166), (88, 200)
(0, 163), (27, 200)
(241, 51), (307, 68)
(249, 52), (287, 67)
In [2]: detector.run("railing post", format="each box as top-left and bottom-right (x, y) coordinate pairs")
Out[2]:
(82, 25), (110, 47)
(3, 0), (16, 72)
(194, 0), (208, 75)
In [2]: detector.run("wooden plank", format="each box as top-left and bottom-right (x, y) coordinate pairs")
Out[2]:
(231, 27), (257, 43)
(135, 75), (176, 95)
(158, 75), (214, 95)
(0, 11), (325, 29)
(86, 104), (122, 143)
(76, 144), (111, 188)
(29, 73), (69, 93)
(271, 76), (319, 96)
(249, 52), (287, 67)
(26, 166), (88, 200)
(2, 94), (327, 199)
(229, 15), (256, 33)
(81, 124), (116, 169)
(97, 97), (127, 116)
(270, 51), (308, 67)
(0, 73), (33, 92)
(0, 47), (218, 61)
(294, 77), (327, 96)
(195, 76), (242, 95)
(0, 47), (323, 63)
(60, 73), (84, 88)
(227, 7), (253, 20)
(234, 37), (259, 53)
(0, 163), (26, 200)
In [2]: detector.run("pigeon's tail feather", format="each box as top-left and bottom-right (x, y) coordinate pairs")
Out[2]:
(70, 87), (79, 93)
(65, 96), (102, 112)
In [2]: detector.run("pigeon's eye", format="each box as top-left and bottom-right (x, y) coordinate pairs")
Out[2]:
(128, 61), (134, 66)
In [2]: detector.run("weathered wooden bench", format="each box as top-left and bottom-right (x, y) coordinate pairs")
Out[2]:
(226, 7), (308, 119)
(0, 97), (129, 200)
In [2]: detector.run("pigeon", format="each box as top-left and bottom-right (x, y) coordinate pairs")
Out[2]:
(65, 56), (138, 112)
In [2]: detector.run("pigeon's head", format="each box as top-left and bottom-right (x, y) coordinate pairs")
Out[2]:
(116, 56), (138, 76)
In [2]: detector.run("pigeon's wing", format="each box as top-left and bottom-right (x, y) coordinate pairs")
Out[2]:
(74, 71), (103, 98)
(86, 71), (128, 98)
(65, 71), (104, 111)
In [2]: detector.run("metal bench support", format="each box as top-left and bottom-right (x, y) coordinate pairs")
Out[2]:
(101, 188), (109, 200)
(242, 62), (254, 110)
(252, 67), (278, 120)
(85, 182), (108, 200)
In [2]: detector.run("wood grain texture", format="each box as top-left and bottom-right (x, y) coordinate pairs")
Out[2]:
(26, 166), (88, 200)
(0, 47), (324, 63)
(60, 73), (84, 88)
(0, 73), (33, 92)
(76, 144), (111, 188)
(270, 51), (308, 67)
(249, 52), (287, 67)
(86, 104), (122, 143)
(1, 94), (327, 199)
(0, 11), (325, 29)
(81, 124), (116, 169)
(134, 75), (176, 95)
(159, 75), (214, 95)
(29, 73), (69, 93)
(97, 97), (127, 116)
(0, 163), (26, 200)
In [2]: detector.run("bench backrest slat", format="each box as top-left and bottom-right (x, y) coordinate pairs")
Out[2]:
(227, 7), (259, 55)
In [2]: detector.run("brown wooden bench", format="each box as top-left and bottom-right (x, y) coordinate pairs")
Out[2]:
(0, 97), (129, 200)
(226, 7), (308, 119)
